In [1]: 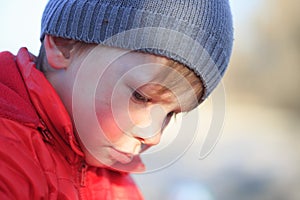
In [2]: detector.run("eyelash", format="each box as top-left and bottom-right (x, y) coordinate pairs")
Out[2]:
(167, 111), (175, 118)
(162, 111), (175, 128)
(132, 90), (151, 103)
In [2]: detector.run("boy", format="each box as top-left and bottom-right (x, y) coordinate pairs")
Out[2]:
(0, 0), (233, 199)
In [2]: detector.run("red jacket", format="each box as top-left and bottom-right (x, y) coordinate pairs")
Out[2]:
(0, 48), (143, 200)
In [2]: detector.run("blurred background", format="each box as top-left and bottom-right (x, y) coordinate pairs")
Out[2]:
(1, 0), (299, 199)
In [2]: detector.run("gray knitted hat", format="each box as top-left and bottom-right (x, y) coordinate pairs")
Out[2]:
(41, 0), (233, 100)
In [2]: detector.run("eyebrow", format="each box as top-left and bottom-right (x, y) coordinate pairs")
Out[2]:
(137, 83), (195, 113)
(138, 84), (176, 104)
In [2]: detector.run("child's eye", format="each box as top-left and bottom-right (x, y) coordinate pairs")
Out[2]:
(132, 90), (150, 103)
(165, 111), (175, 122)
(162, 111), (175, 130)
(167, 111), (175, 118)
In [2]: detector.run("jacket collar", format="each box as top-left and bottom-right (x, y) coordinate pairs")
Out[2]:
(16, 47), (84, 162)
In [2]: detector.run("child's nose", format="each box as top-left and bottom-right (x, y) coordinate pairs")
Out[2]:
(131, 105), (166, 146)
(132, 126), (162, 146)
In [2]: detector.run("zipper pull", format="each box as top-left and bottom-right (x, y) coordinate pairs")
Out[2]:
(80, 162), (88, 187)
(38, 119), (53, 144)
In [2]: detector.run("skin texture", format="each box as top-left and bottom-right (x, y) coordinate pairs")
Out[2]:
(43, 35), (199, 172)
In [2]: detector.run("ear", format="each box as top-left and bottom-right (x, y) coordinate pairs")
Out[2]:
(44, 35), (76, 69)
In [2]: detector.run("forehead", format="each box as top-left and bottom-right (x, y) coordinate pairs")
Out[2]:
(110, 50), (170, 81)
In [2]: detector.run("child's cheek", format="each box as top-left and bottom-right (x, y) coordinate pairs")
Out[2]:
(96, 107), (128, 143)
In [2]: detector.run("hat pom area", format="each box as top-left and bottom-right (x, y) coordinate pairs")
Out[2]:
(41, 0), (234, 99)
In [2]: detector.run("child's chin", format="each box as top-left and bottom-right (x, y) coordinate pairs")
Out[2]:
(110, 155), (146, 173)
(85, 154), (146, 173)
(84, 154), (115, 168)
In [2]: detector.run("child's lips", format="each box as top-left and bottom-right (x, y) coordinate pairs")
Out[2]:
(109, 147), (134, 164)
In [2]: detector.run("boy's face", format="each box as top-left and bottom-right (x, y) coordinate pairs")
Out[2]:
(59, 46), (199, 172)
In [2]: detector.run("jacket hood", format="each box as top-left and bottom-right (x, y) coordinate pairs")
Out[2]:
(0, 48), (84, 161)
(0, 51), (39, 126)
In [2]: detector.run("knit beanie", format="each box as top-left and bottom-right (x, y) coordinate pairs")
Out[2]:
(40, 0), (233, 100)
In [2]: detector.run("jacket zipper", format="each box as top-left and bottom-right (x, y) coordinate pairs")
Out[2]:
(80, 162), (88, 187)
(79, 162), (88, 200)
(38, 119), (53, 144)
